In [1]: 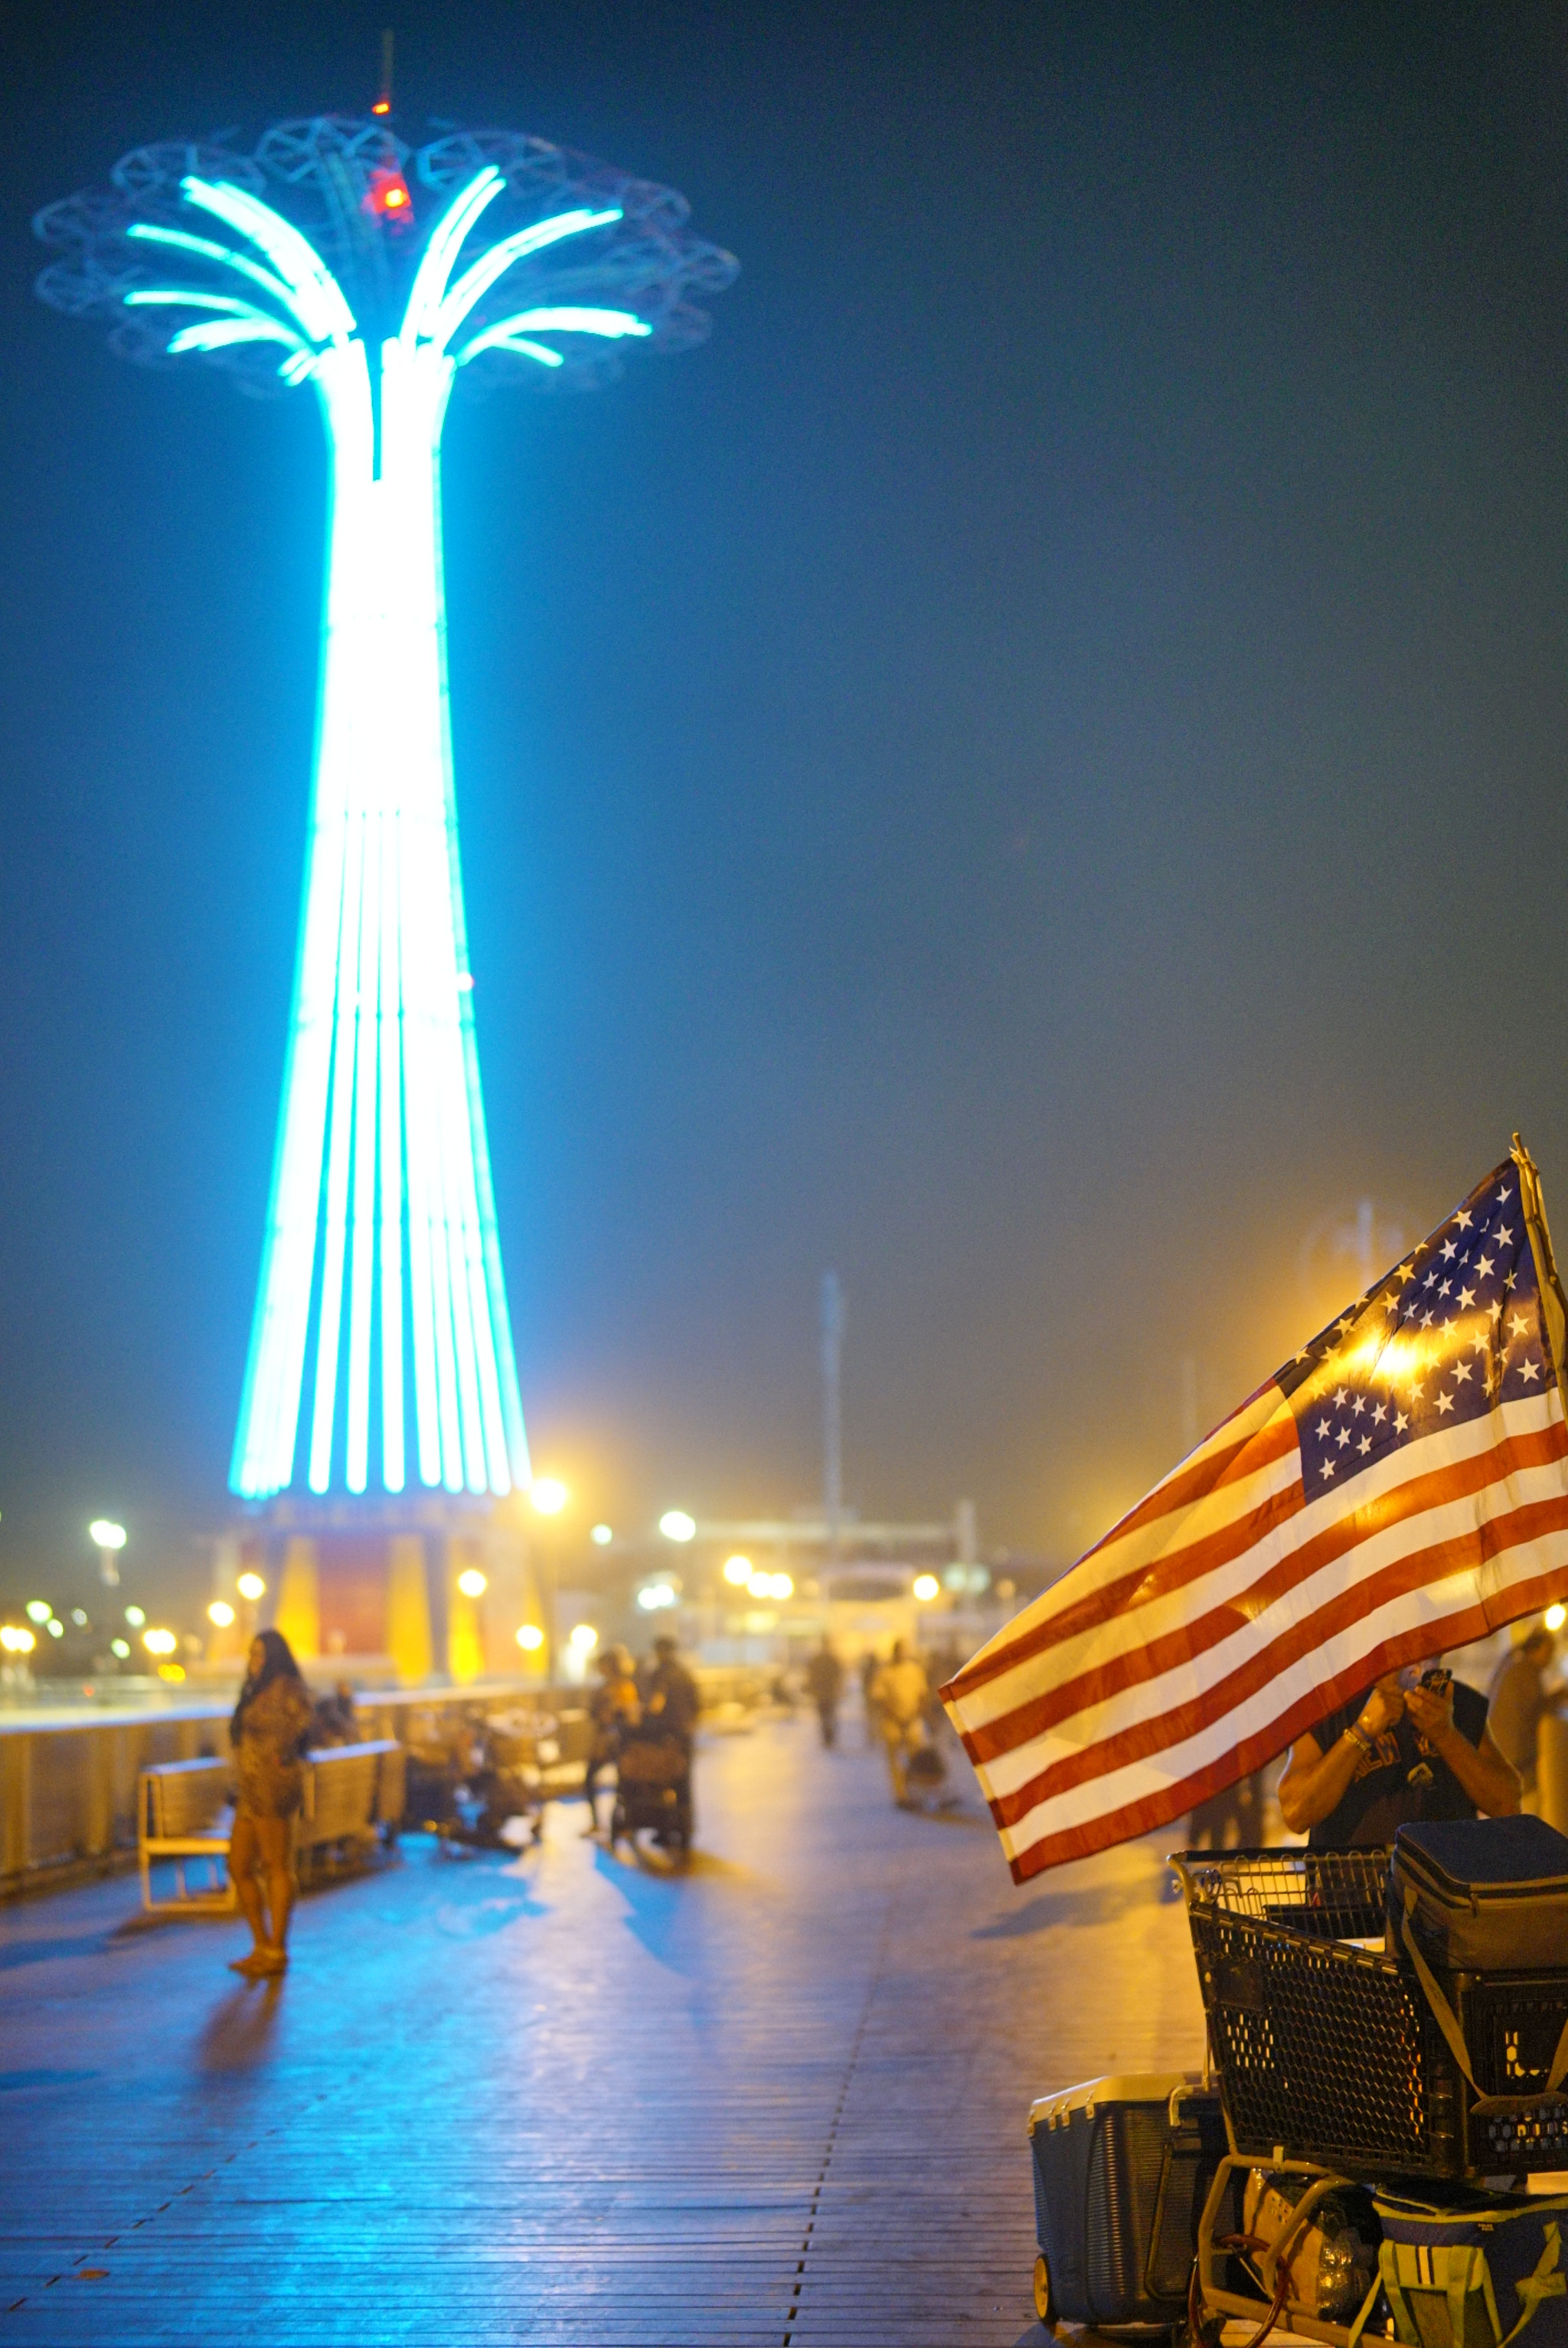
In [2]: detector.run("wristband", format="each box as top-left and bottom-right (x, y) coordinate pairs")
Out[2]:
(1344, 1723), (1375, 1759)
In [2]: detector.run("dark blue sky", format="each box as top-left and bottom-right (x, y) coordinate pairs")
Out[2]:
(3, 1), (1567, 1605)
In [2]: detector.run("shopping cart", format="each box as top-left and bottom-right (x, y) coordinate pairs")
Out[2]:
(1173, 1846), (1568, 2186)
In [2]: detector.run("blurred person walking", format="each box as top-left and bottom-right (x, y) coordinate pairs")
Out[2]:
(805, 1637), (844, 1748)
(641, 1634), (700, 1845)
(870, 1640), (930, 1807)
(584, 1645), (640, 1837)
(228, 1628), (314, 1977)
(1489, 1621), (1559, 1811)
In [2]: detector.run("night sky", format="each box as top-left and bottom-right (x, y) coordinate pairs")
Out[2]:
(3, 2), (1566, 1611)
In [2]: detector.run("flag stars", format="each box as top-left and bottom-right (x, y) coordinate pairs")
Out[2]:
(1333, 1387), (1348, 1408)
(1357, 1434), (1372, 1456)
(1441, 1239), (1458, 1261)
(1335, 1425), (1351, 1449)
(1439, 1280), (1452, 1298)
(1352, 1395), (1367, 1416)
(1457, 1210), (1474, 1230)
(1478, 1254), (1495, 1279)
(1315, 1418), (1331, 1440)
(1321, 1459), (1337, 1480)
(1453, 1362), (1472, 1385)
(1459, 1287), (1475, 1310)
(1374, 1403), (1387, 1424)
(1395, 1410), (1409, 1433)
(1511, 1312), (1532, 1341)
(1497, 1225), (1514, 1247)
(1522, 1359), (1542, 1384)
(1436, 1391), (1455, 1415)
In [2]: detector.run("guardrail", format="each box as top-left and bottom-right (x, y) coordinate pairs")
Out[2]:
(0, 1682), (579, 1901)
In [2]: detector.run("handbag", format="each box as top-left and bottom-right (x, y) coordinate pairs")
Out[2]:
(1375, 2193), (1568, 2348)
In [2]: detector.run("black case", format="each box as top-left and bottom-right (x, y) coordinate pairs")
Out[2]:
(1027, 2072), (1227, 2330)
(1389, 1818), (1568, 1977)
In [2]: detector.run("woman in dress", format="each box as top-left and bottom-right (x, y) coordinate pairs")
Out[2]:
(228, 1628), (314, 1975)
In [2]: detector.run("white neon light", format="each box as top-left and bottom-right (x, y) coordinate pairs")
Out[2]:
(125, 168), (653, 1502)
(430, 207), (622, 354)
(458, 307), (649, 365)
(180, 177), (357, 345)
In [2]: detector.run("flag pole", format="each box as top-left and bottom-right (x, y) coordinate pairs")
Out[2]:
(1512, 1131), (1568, 1426)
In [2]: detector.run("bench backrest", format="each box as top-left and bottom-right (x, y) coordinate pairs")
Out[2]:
(143, 1757), (230, 1841)
(302, 1741), (400, 1836)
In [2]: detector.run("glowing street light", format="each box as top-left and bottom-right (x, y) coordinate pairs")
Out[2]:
(590, 1523), (612, 1546)
(1, 1625), (36, 1654)
(89, 1519), (126, 1587)
(529, 1479), (568, 1516)
(36, 122), (732, 1506)
(722, 1555), (752, 1586)
(110, 1638), (130, 1660)
(1548, 1605), (1567, 1634)
(515, 1624), (544, 1653)
(143, 1628), (178, 1657)
(24, 1601), (51, 1624)
(660, 1511), (696, 1543)
(46, 1619), (64, 1639)
(236, 1572), (266, 1603)
(456, 1567), (487, 1598)
(913, 1574), (941, 1602)
(207, 1600), (236, 1629)
(567, 1623), (598, 1656)
(124, 1605), (146, 1627)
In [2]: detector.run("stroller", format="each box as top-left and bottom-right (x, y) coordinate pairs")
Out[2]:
(611, 1732), (692, 1859)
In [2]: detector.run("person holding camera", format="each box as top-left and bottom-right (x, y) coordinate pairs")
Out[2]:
(1278, 1662), (1520, 1847)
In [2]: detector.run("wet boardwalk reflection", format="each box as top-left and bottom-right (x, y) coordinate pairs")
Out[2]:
(0, 1713), (1205, 2345)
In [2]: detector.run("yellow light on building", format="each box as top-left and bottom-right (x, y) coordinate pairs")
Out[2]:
(237, 1572), (266, 1601)
(456, 1568), (488, 1598)
(515, 1624), (544, 1653)
(723, 1555), (752, 1586)
(207, 1600), (236, 1629)
(1547, 1605), (1567, 1634)
(567, 1623), (598, 1654)
(913, 1574), (940, 1602)
(530, 1478), (568, 1516)
(142, 1627), (178, 1656)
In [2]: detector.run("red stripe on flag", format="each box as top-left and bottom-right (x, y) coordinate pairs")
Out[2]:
(998, 1558), (1568, 1882)
(979, 1484), (1568, 1833)
(960, 1418), (1568, 1768)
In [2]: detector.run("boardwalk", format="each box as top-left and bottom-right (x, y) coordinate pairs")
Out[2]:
(0, 1711), (1206, 2346)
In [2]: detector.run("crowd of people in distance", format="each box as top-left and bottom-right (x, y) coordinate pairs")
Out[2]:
(220, 1618), (965, 1978)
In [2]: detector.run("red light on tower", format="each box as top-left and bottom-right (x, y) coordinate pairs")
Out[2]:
(366, 167), (414, 222)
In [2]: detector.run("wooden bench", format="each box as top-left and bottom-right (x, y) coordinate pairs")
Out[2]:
(139, 1756), (236, 1915)
(139, 1741), (407, 1910)
(296, 1740), (405, 1886)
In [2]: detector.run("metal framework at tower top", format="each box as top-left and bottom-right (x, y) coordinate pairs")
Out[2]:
(35, 116), (737, 1504)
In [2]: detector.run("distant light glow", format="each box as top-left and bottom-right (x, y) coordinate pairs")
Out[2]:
(590, 1522), (612, 1546)
(0, 1625), (35, 1653)
(158, 1663), (187, 1683)
(142, 1628), (178, 1656)
(47, 1619), (64, 1638)
(913, 1574), (941, 1602)
(123, 1605), (146, 1627)
(24, 1601), (51, 1624)
(531, 1478), (568, 1516)
(236, 1573), (266, 1602)
(637, 1583), (678, 1611)
(110, 1637), (130, 1659)
(515, 1624), (544, 1652)
(70, 1609), (88, 1627)
(770, 1573), (794, 1601)
(660, 1511), (696, 1543)
(90, 1521), (126, 1550)
(456, 1567), (487, 1598)
(1548, 1605), (1567, 1633)
(722, 1555), (753, 1586)
(207, 1601), (236, 1628)
(567, 1622), (598, 1653)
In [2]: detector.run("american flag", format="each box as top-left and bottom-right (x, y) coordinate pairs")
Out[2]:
(942, 1143), (1568, 1883)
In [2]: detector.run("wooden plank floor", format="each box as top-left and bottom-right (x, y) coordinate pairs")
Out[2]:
(0, 1711), (1207, 2345)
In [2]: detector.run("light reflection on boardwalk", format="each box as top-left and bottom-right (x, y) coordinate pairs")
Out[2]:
(0, 1714), (1205, 2345)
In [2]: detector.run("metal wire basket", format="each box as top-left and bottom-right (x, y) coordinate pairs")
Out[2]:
(1172, 1848), (1456, 2180)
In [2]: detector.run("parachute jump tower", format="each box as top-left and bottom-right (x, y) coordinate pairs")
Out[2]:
(35, 115), (736, 1513)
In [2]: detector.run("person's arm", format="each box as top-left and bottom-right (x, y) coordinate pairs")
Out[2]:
(1404, 1682), (1521, 1817)
(1278, 1683), (1403, 1834)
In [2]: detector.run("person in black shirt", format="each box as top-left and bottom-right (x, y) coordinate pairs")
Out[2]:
(1278, 1662), (1519, 1846)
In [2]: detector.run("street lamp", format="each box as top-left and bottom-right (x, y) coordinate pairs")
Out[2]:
(723, 1555), (752, 1587)
(207, 1601), (236, 1629)
(530, 1478), (568, 1516)
(913, 1574), (940, 1602)
(456, 1568), (487, 1599)
(659, 1511), (696, 1543)
(90, 1519), (126, 1587)
(590, 1523), (613, 1546)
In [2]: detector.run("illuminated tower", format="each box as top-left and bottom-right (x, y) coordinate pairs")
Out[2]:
(36, 117), (736, 1506)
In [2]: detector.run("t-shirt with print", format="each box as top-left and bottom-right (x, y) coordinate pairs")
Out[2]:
(1305, 1680), (1490, 1848)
